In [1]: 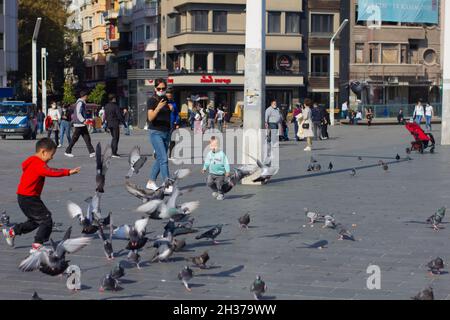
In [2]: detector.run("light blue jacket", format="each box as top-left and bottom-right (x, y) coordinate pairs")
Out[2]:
(203, 150), (230, 175)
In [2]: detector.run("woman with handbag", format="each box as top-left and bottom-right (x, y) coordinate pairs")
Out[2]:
(299, 98), (314, 151)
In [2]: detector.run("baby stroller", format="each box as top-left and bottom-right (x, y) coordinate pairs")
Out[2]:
(405, 122), (435, 154)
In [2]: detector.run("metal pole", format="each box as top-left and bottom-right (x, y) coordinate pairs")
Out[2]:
(329, 19), (348, 126)
(41, 48), (47, 116)
(32, 18), (42, 106)
(442, 0), (450, 145)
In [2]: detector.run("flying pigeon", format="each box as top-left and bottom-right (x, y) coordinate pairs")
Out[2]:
(221, 165), (258, 194)
(67, 200), (100, 235)
(411, 287), (434, 300)
(336, 223), (355, 241)
(178, 266), (194, 292)
(31, 291), (42, 300)
(238, 213), (250, 229)
(113, 217), (149, 251)
(125, 180), (165, 203)
(350, 168), (357, 177)
(84, 192), (102, 220)
(426, 207), (446, 231)
(328, 162), (333, 171)
(18, 230), (91, 276)
(98, 213), (114, 260)
(247, 154), (278, 185)
(322, 214), (337, 229)
(189, 251), (210, 269)
(164, 218), (197, 237)
(395, 154), (400, 161)
(250, 275), (267, 300)
(136, 186), (199, 220)
(126, 146), (148, 178)
(304, 208), (323, 224)
(427, 257), (444, 275)
(95, 143), (112, 193)
(195, 225), (222, 244)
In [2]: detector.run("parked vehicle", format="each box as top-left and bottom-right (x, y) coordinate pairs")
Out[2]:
(0, 102), (37, 140)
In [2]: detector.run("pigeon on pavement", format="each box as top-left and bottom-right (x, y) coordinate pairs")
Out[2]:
(336, 223), (355, 241)
(31, 291), (42, 300)
(238, 213), (250, 229)
(195, 225), (223, 244)
(411, 287), (434, 300)
(178, 266), (194, 292)
(328, 162), (333, 171)
(426, 207), (446, 231)
(189, 251), (210, 269)
(427, 257), (444, 275)
(304, 208), (323, 224)
(250, 275), (267, 300)
(322, 215), (337, 229)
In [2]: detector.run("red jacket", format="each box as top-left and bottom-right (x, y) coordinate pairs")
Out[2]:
(17, 156), (70, 197)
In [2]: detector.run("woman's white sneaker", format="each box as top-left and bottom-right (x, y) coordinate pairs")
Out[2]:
(304, 146), (312, 151)
(146, 181), (158, 191)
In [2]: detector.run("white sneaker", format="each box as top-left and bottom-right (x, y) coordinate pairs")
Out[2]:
(64, 153), (74, 158)
(89, 153), (96, 158)
(304, 146), (312, 151)
(146, 181), (158, 191)
(111, 154), (121, 159)
(57, 144), (62, 148)
(164, 185), (173, 195)
(2, 228), (15, 247)
(212, 192), (219, 198)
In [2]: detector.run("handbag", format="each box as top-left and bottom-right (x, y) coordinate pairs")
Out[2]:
(302, 123), (310, 129)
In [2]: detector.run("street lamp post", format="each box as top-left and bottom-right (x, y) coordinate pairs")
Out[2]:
(329, 19), (349, 126)
(442, 0), (450, 145)
(32, 18), (42, 107)
(41, 48), (48, 116)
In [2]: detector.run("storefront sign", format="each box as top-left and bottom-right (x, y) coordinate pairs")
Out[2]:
(277, 55), (293, 71)
(200, 75), (231, 84)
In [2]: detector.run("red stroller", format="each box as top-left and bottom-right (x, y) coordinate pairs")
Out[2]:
(405, 122), (435, 154)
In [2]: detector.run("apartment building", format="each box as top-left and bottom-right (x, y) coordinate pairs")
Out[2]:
(80, 0), (108, 85)
(307, 0), (349, 107)
(104, 0), (120, 93)
(160, 0), (306, 114)
(0, 0), (18, 94)
(349, 0), (441, 111)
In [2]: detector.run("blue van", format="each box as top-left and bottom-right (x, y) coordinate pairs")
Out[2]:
(0, 101), (37, 140)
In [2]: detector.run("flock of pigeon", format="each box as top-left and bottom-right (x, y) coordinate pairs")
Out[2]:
(0, 143), (445, 300)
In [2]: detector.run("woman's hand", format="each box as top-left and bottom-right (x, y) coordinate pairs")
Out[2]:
(156, 99), (167, 111)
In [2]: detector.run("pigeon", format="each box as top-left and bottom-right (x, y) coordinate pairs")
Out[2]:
(336, 223), (355, 241)
(110, 261), (125, 280)
(127, 250), (141, 269)
(151, 241), (174, 262)
(163, 218), (197, 237)
(426, 207), (446, 231)
(307, 163), (314, 172)
(98, 214), (114, 260)
(322, 214), (337, 229)
(304, 208), (323, 224)
(250, 275), (267, 300)
(67, 200), (100, 235)
(328, 162), (333, 171)
(412, 287), (434, 300)
(395, 154), (400, 161)
(172, 238), (186, 252)
(84, 193), (102, 220)
(99, 274), (120, 292)
(113, 217), (149, 251)
(238, 213), (250, 229)
(0, 211), (10, 227)
(163, 168), (192, 189)
(379, 160), (389, 172)
(302, 240), (328, 249)
(221, 165), (258, 194)
(31, 291), (42, 300)
(136, 186), (199, 220)
(350, 168), (357, 177)
(125, 180), (165, 203)
(247, 154), (278, 185)
(95, 142), (112, 193)
(427, 257), (444, 275)
(18, 231), (91, 276)
(126, 146), (148, 178)
(189, 251), (210, 269)
(178, 266), (194, 292)
(195, 224), (222, 244)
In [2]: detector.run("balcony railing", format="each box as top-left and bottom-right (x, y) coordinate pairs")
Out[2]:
(168, 69), (304, 76)
(168, 28), (245, 37)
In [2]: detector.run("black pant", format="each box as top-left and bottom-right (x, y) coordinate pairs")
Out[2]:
(109, 126), (120, 156)
(14, 195), (53, 244)
(321, 124), (329, 138)
(47, 129), (59, 146)
(65, 126), (95, 154)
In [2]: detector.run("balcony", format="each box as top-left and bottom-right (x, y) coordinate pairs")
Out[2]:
(105, 9), (119, 21)
(168, 29), (245, 48)
(350, 64), (425, 77)
(118, 7), (133, 25)
(133, 0), (158, 20)
(308, 73), (339, 89)
(133, 39), (158, 53)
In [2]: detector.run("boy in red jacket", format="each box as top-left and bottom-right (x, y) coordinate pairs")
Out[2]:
(3, 138), (80, 252)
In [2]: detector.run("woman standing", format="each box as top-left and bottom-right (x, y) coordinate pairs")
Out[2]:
(292, 103), (302, 142)
(366, 107), (374, 127)
(145, 78), (173, 193)
(58, 104), (72, 148)
(47, 101), (61, 146)
(413, 100), (424, 125)
(193, 105), (202, 134)
(299, 98), (314, 151)
(425, 103), (433, 131)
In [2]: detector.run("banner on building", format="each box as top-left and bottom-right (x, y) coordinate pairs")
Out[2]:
(357, 0), (439, 24)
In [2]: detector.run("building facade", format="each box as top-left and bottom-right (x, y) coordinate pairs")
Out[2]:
(349, 0), (442, 115)
(0, 0), (18, 92)
(160, 0), (306, 115)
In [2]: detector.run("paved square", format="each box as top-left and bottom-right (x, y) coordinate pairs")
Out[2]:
(0, 124), (449, 300)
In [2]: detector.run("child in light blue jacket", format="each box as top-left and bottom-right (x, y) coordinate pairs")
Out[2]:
(202, 136), (230, 200)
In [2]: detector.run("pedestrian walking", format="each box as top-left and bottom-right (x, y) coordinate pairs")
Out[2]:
(200, 106), (208, 133)
(47, 102), (61, 146)
(292, 103), (302, 142)
(104, 94), (125, 158)
(145, 78), (173, 194)
(215, 107), (225, 132)
(2, 138), (80, 251)
(298, 98), (314, 151)
(123, 108), (131, 136)
(207, 104), (216, 130)
(341, 101), (349, 120)
(320, 106), (330, 140)
(64, 90), (96, 158)
(58, 104), (72, 148)
(265, 100), (282, 144)
(37, 108), (45, 135)
(413, 100), (424, 125)
(366, 107), (374, 127)
(193, 105), (203, 134)
(311, 103), (322, 141)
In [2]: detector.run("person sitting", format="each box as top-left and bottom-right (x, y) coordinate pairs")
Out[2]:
(397, 109), (405, 125)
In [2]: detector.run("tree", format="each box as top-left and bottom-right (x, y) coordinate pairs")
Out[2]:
(63, 81), (76, 106)
(89, 83), (107, 106)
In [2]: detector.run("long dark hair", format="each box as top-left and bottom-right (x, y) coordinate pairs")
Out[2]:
(154, 78), (167, 89)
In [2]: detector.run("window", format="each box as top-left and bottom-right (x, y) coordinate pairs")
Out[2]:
(268, 12), (281, 33)
(311, 14), (334, 33)
(168, 14), (181, 36)
(135, 25), (145, 42)
(0, 0), (3, 15)
(401, 44), (409, 64)
(98, 39), (105, 52)
(369, 44), (380, 63)
(85, 17), (93, 30)
(286, 12), (300, 34)
(192, 11), (208, 32)
(193, 53), (207, 72)
(214, 53), (237, 73)
(99, 13), (105, 25)
(145, 59), (151, 69)
(311, 54), (329, 76)
(355, 43), (364, 63)
(213, 11), (227, 32)
(146, 25), (156, 40)
(266, 52), (277, 73)
(85, 42), (93, 54)
(382, 44), (399, 64)
(0, 33), (3, 50)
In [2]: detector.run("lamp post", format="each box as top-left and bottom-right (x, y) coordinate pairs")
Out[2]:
(442, 0), (450, 145)
(32, 18), (42, 107)
(41, 48), (48, 116)
(329, 19), (348, 126)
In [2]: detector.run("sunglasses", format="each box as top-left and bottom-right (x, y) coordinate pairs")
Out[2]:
(156, 87), (166, 91)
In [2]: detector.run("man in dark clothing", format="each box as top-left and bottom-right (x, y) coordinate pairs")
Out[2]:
(37, 109), (45, 134)
(104, 94), (125, 158)
(311, 103), (322, 141)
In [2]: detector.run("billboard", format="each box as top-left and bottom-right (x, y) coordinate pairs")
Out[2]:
(358, 0), (439, 24)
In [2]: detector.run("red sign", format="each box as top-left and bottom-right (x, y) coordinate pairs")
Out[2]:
(109, 24), (116, 40)
(200, 75), (231, 85)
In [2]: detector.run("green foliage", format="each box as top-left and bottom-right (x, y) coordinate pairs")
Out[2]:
(88, 83), (106, 106)
(62, 81), (76, 106)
